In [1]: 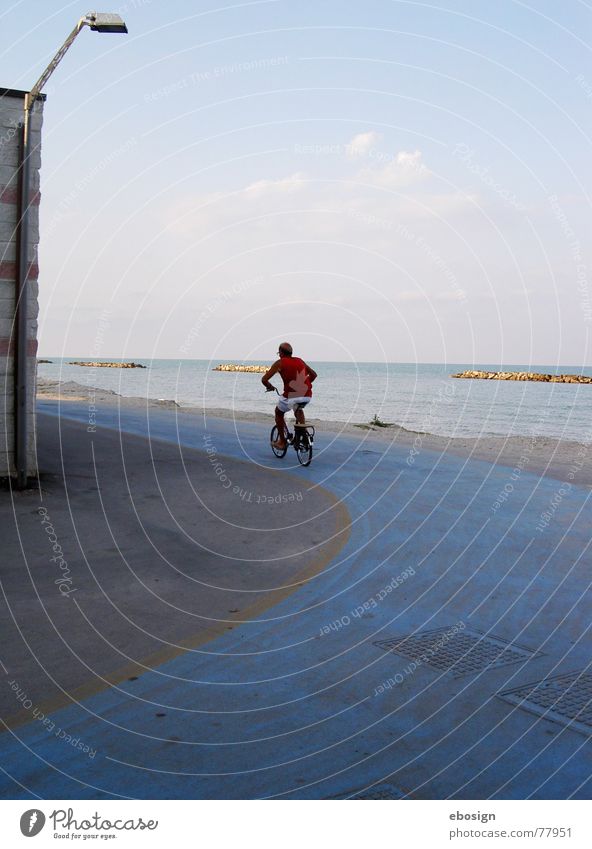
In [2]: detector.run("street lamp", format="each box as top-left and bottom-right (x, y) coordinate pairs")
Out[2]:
(14, 12), (128, 488)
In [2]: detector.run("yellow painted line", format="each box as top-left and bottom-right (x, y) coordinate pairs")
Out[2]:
(2, 471), (351, 733)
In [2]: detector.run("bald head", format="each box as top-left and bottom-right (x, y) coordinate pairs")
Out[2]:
(278, 342), (293, 356)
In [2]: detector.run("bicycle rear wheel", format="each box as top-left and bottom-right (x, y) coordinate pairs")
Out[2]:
(295, 430), (313, 466)
(270, 425), (288, 458)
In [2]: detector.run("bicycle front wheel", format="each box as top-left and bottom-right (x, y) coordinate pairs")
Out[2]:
(270, 425), (288, 458)
(296, 431), (313, 466)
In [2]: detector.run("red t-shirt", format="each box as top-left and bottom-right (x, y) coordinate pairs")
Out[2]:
(278, 356), (313, 398)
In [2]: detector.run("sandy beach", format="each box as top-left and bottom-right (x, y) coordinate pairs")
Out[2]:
(36, 376), (592, 488)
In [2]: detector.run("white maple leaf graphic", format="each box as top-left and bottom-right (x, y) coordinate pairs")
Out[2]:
(287, 368), (310, 398)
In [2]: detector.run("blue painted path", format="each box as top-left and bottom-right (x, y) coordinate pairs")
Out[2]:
(1, 400), (590, 799)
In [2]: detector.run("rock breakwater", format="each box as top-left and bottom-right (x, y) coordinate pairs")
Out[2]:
(452, 370), (592, 384)
(213, 364), (268, 373)
(69, 361), (146, 369)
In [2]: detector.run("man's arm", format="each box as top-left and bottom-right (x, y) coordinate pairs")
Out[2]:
(261, 359), (281, 390)
(305, 363), (317, 382)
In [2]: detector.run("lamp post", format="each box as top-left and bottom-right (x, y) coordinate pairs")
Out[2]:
(15, 12), (128, 488)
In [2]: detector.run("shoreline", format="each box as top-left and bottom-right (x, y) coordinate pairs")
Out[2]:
(36, 377), (592, 487)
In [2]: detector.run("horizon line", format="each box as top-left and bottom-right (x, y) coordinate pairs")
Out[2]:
(37, 356), (592, 368)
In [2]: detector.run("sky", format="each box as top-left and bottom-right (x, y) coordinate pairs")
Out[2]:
(2, 0), (592, 365)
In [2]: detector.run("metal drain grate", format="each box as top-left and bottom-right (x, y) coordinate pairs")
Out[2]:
(499, 670), (592, 736)
(375, 626), (539, 678)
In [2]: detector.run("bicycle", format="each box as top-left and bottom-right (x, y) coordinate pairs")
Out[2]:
(267, 388), (315, 467)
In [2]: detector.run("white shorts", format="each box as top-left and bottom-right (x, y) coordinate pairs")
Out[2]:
(276, 396), (311, 414)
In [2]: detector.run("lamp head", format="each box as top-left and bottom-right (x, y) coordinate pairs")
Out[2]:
(84, 12), (128, 33)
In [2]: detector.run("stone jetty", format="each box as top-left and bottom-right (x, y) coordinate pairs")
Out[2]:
(452, 370), (592, 384)
(213, 364), (268, 373)
(69, 361), (146, 369)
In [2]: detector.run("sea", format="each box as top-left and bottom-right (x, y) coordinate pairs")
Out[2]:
(37, 359), (592, 442)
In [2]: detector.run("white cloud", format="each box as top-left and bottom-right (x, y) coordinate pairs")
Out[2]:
(166, 159), (477, 247)
(343, 130), (430, 187)
(358, 149), (429, 188)
(345, 131), (382, 158)
(243, 172), (307, 197)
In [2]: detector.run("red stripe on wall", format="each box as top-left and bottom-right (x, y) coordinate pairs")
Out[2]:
(0, 261), (39, 281)
(0, 185), (40, 205)
(0, 338), (38, 356)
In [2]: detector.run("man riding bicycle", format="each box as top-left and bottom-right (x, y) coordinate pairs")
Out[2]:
(261, 342), (317, 450)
